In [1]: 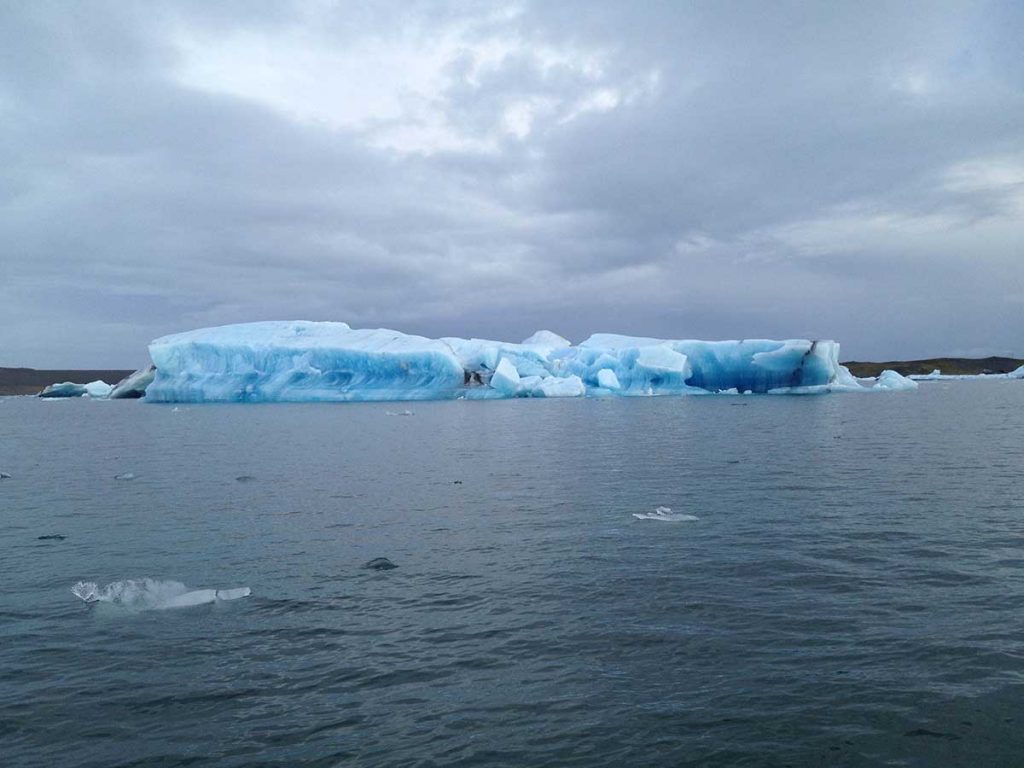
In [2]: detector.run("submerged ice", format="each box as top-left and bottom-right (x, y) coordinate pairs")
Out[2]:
(142, 321), (895, 403)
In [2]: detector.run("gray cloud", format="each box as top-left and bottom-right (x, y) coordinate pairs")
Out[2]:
(1, 0), (1022, 367)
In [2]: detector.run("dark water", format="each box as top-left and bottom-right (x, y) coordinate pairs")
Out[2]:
(3, 383), (1024, 767)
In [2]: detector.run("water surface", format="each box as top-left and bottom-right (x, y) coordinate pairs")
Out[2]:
(2, 383), (1024, 766)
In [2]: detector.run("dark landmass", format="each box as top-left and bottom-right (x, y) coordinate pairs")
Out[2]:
(842, 357), (1024, 378)
(0, 367), (134, 396)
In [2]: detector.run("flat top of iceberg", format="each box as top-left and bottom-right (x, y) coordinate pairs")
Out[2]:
(151, 320), (451, 355)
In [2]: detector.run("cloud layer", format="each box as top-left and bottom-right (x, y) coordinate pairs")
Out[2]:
(2, 1), (1022, 367)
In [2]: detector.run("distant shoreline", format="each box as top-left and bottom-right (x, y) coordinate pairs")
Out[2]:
(0, 368), (134, 396)
(2, 357), (1022, 396)
(842, 357), (1024, 378)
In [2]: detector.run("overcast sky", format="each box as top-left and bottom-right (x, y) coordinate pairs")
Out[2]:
(2, 1), (1022, 367)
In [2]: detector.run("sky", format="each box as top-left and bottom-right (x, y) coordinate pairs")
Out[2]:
(1, 0), (1022, 368)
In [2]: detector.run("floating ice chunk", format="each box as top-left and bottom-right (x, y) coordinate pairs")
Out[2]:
(873, 369), (919, 391)
(83, 380), (113, 398)
(71, 579), (250, 610)
(0, 472), (11, 479)
(385, 409), (414, 416)
(1010, 365), (1024, 379)
(632, 506), (699, 522)
(110, 365), (156, 399)
(39, 382), (88, 398)
(114, 472), (136, 481)
(596, 368), (621, 390)
(490, 357), (522, 395)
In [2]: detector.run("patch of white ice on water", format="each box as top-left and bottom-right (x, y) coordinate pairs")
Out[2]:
(632, 506), (699, 522)
(71, 579), (251, 610)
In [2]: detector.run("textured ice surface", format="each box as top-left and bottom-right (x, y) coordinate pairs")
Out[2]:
(147, 321), (465, 403)
(566, 335), (840, 394)
(39, 380), (113, 398)
(110, 365), (156, 399)
(38, 382), (88, 398)
(142, 321), (914, 403)
(84, 380), (113, 398)
(71, 579), (251, 610)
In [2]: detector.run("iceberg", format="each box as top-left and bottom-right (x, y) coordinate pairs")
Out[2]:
(39, 382), (88, 398)
(140, 321), (914, 403)
(38, 379), (113, 398)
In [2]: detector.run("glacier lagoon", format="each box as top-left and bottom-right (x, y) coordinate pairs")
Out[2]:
(142, 320), (918, 403)
(4, 381), (1024, 767)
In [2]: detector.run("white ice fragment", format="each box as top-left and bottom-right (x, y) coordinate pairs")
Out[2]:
(385, 410), (413, 416)
(71, 579), (251, 610)
(596, 368), (621, 390)
(632, 506), (699, 522)
(490, 357), (521, 395)
(114, 472), (136, 481)
(873, 370), (919, 391)
(83, 380), (113, 398)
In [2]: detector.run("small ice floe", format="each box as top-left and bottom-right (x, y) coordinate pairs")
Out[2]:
(632, 506), (699, 522)
(385, 410), (414, 417)
(0, 471), (12, 479)
(114, 472), (136, 481)
(363, 557), (398, 571)
(71, 579), (251, 610)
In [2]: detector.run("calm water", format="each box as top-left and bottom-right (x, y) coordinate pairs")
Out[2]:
(3, 383), (1024, 767)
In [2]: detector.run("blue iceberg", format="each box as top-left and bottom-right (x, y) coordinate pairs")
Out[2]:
(142, 321), (913, 403)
